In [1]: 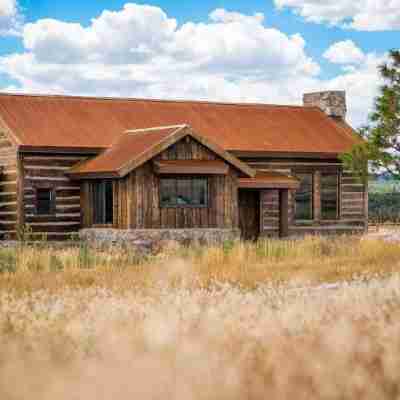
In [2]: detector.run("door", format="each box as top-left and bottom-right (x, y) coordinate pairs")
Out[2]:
(239, 190), (260, 241)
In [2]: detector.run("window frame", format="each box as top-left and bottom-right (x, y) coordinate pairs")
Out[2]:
(159, 176), (209, 209)
(93, 180), (114, 226)
(320, 172), (340, 221)
(294, 172), (314, 222)
(34, 186), (56, 216)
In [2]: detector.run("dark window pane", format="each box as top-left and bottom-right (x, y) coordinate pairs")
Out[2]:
(37, 188), (53, 215)
(105, 181), (114, 224)
(193, 179), (207, 206)
(321, 173), (339, 220)
(93, 180), (114, 224)
(93, 182), (104, 224)
(295, 173), (313, 220)
(160, 179), (176, 207)
(160, 178), (208, 207)
(177, 179), (191, 205)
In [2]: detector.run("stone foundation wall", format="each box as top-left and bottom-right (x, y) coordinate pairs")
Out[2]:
(80, 228), (241, 253)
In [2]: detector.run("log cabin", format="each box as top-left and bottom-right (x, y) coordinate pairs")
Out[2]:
(0, 90), (367, 242)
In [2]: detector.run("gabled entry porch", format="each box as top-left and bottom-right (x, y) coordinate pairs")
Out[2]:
(238, 171), (300, 240)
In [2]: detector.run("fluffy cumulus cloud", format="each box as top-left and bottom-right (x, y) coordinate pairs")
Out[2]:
(0, 3), (386, 127)
(274, 0), (400, 31)
(0, 4), (319, 96)
(0, 0), (21, 35)
(323, 40), (365, 65)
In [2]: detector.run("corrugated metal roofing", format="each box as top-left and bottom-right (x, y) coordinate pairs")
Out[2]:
(69, 125), (254, 178)
(239, 171), (300, 189)
(69, 126), (182, 177)
(0, 93), (361, 154)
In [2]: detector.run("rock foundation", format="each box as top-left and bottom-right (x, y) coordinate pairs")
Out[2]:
(79, 228), (241, 253)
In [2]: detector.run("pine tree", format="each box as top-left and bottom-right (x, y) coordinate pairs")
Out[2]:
(342, 50), (400, 181)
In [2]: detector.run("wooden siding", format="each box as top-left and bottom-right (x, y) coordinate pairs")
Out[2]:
(0, 131), (18, 239)
(81, 137), (239, 230)
(22, 153), (87, 240)
(247, 159), (367, 237)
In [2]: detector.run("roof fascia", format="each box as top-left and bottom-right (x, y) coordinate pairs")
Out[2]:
(69, 171), (120, 180)
(19, 145), (105, 154)
(238, 181), (300, 190)
(231, 150), (342, 159)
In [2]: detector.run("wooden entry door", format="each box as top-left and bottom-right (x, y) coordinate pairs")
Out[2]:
(239, 190), (260, 241)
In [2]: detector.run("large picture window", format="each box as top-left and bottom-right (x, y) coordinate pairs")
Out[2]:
(321, 173), (339, 220)
(295, 173), (313, 220)
(160, 178), (208, 207)
(93, 180), (114, 224)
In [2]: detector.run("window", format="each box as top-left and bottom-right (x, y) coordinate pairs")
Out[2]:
(160, 178), (208, 207)
(93, 180), (114, 224)
(321, 173), (339, 220)
(36, 188), (55, 215)
(295, 173), (313, 220)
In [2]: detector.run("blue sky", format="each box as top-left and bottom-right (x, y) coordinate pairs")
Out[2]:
(0, 0), (399, 126)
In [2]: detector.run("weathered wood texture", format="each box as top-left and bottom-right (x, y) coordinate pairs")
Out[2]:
(279, 189), (289, 238)
(82, 137), (239, 230)
(22, 153), (87, 240)
(260, 189), (279, 237)
(238, 190), (260, 240)
(0, 132), (18, 238)
(246, 159), (367, 237)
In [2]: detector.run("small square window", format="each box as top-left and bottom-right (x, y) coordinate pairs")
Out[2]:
(36, 188), (54, 215)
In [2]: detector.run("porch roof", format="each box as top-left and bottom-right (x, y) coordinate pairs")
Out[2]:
(238, 171), (300, 190)
(68, 124), (254, 179)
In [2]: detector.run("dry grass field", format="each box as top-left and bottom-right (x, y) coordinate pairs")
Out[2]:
(1, 236), (400, 399)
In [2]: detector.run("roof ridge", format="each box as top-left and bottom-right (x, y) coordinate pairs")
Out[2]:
(125, 124), (188, 135)
(0, 91), (314, 110)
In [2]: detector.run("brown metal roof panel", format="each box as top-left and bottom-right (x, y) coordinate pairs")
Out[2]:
(0, 93), (361, 153)
(69, 126), (180, 175)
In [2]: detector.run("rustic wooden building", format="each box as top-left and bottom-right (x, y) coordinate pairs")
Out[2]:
(0, 91), (367, 242)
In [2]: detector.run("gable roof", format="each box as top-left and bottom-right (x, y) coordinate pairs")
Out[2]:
(69, 125), (255, 179)
(0, 93), (361, 155)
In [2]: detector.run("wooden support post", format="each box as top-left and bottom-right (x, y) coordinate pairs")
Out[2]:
(313, 170), (321, 222)
(279, 189), (289, 238)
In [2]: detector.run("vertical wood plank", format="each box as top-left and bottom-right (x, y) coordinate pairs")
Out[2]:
(279, 189), (289, 238)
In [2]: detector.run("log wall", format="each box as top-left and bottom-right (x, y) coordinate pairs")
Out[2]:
(5, 147), (367, 240)
(21, 153), (88, 240)
(244, 159), (367, 237)
(81, 137), (239, 230)
(0, 132), (18, 239)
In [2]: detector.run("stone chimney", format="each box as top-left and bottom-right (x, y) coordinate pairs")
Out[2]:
(303, 91), (347, 120)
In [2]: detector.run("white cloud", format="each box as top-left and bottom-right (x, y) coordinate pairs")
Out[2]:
(323, 40), (365, 65)
(0, 0), (21, 35)
(323, 54), (385, 126)
(274, 0), (400, 31)
(0, 3), (386, 127)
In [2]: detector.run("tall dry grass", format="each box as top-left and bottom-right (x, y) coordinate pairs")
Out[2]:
(1, 236), (400, 399)
(0, 236), (399, 291)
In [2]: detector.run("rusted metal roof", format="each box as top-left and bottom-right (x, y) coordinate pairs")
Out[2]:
(69, 126), (185, 178)
(0, 93), (361, 154)
(153, 160), (229, 175)
(239, 171), (300, 189)
(69, 125), (254, 179)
